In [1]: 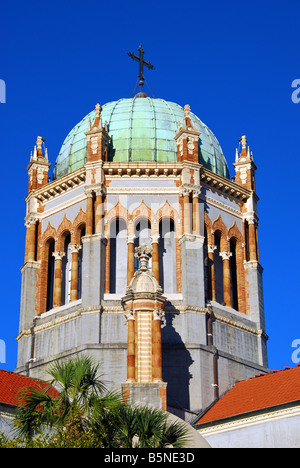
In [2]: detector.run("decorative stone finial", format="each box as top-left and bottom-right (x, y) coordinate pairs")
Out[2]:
(36, 136), (45, 149)
(184, 104), (191, 117)
(95, 103), (102, 117)
(35, 136), (46, 158)
(239, 135), (247, 149)
(134, 243), (152, 270)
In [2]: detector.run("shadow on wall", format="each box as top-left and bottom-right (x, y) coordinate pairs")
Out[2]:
(162, 311), (193, 411)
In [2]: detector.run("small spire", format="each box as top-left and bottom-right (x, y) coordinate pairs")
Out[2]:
(239, 135), (247, 149)
(95, 103), (102, 118)
(36, 136), (45, 157)
(92, 103), (102, 128)
(184, 104), (191, 116)
(183, 104), (192, 127)
(33, 145), (37, 160)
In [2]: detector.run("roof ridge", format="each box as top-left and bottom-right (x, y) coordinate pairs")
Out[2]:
(246, 365), (300, 381)
(0, 368), (47, 384)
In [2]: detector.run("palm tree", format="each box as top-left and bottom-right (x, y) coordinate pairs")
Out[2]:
(14, 355), (189, 448)
(15, 355), (122, 443)
(117, 405), (189, 448)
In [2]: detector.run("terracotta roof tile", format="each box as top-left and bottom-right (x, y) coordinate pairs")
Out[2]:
(0, 368), (59, 407)
(196, 365), (300, 425)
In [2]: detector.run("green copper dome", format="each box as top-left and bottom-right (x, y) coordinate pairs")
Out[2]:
(53, 97), (229, 180)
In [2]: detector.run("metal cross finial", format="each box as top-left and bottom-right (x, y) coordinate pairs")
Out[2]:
(127, 44), (155, 93)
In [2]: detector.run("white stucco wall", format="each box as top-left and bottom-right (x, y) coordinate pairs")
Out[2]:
(198, 405), (300, 448)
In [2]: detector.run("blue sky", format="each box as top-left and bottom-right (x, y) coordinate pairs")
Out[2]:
(0, 0), (299, 372)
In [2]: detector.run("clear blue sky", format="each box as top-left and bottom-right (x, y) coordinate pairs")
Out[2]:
(1, 0), (299, 372)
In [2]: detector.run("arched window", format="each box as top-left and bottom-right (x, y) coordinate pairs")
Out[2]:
(134, 218), (151, 271)
(213, 231), (223, 304)
(230, 239), (238, 311)
(46, 239), (55, 311)
(61, 233), (71, 305)
(110, 218), (127, 293)
(159, 218), (176, 293)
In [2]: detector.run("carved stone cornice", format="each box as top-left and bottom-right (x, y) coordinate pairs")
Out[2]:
(34, 167), (86, 202)
(200, 167), (250, 202)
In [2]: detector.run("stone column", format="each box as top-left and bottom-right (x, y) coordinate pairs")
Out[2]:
(86, 191), (94, 236)
(52, 251), (65, 308)
(220, 251), (232, 307)
(248, 220), (257, 261)
(183, 189), (191, 234)
(24, 220), (37, 262)
(127, 235), (136, 285)
(125, 309), (136, 382)
(208, 244), (217, 301)
(151, 234), (160, 283)
(94, 190), (103, 234)
(70, 244), (81, 302)
(192, 190), (200, 236)
(152, 309), (163, 382)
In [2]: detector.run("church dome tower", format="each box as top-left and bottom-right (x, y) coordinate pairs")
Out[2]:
(17, 49), (268, 416)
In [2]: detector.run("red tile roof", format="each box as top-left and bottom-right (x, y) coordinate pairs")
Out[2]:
(0, 368), (59, 407)
(196, 365), (300, 425)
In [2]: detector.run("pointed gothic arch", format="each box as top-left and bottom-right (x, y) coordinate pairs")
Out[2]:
(228, 222), (247, 314)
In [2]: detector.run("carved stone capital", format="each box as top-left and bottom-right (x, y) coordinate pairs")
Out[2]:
(52, 251), (65, 261)
(219, 251), (232, 261)
(192, 189), (201, 198)
(24, 214), (39, 227)
(124, 309), (135, 322)
(69, 244), (82, 254)
(207, 244), (217, 254)
(150, 234), (160, 244)
(179, 187), (191, 197)
(126, 235), (136, 244)
(153, 309), (165, 322)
